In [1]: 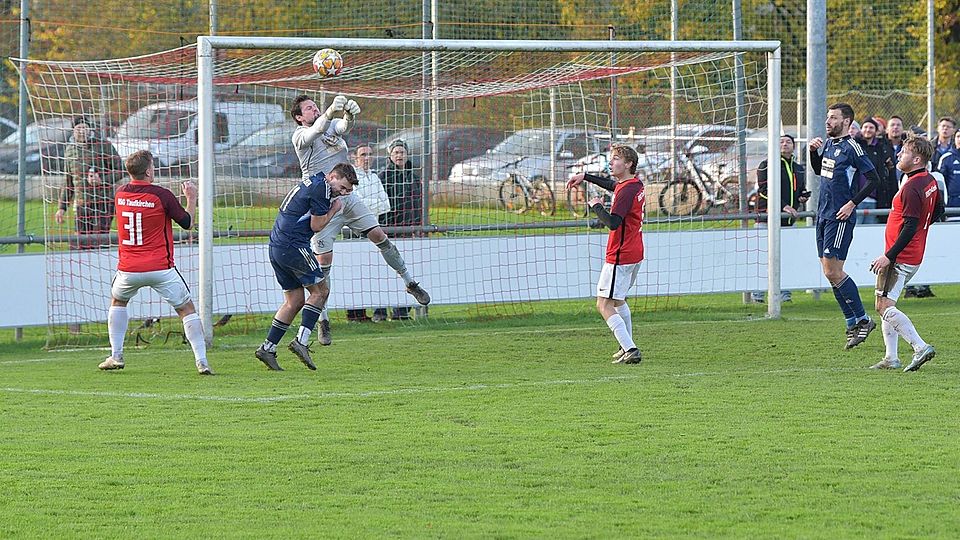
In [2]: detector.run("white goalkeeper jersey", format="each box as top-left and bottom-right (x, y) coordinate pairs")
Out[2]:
(292, 118), (349, 179)
(353, 166), (391, 217)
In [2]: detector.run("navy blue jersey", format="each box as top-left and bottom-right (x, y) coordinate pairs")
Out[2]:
(269, 172), (333, 249)
(816, 135), (875, 221)
(936, 148), (960, 207)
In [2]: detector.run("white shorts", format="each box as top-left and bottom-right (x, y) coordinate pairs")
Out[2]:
(310, 192), (381, 255)
(596, 262), (641, 300)
(875, 262), (920, 302)
(111, 268), (192, 308)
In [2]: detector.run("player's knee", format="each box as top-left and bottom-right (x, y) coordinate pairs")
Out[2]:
(316, 251), (333, 265)
(367, 227), (387, 244)
(174, 300), (197, 318)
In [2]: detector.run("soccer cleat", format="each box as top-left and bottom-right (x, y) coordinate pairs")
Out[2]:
(196, 361), (214, 375)
(904, 344), (935, 372)
(406, 282), (431, 305)
(616, 348), (642, 365)
(869, 357), (902, 370)
(845, 318), (877, 350)
(611, 347), (626, 363)
(98, 355), (125, 370)
(288, 340), (317, 371)
(255, 347), (284, 371)
(317, 320), (332, 346)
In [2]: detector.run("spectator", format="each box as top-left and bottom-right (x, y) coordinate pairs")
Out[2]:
(752, 134), (808, 303)
(376, 139), (423, 321)
(886, 115), (907, 183)
(848, 120), (861, 139)
(857, 118), (897, 224)
(54, 116), (124, 249)
(937, 129), (960, 209)
(932, 116), (957, 171)
(345, 144), (392, 322)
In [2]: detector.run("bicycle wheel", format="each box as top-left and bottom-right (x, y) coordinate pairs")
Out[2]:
(717, 176), (743, 213)
(530, 177), (556, 216)
(566, 184), (590, 218)
(499, 176), (528, 214)
(659, 179), (704, 216)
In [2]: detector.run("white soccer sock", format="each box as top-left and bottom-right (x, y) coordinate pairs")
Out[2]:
(320, 308), (329, 322)
(615, 303), (633, 340)
(882, 307), (927, 353)
(296, 327), (311, 345)
(107, 305), (128, 358)
(182, 313), (207, 364)
(605, 313), (636, 351)
(881, 316), (899, 360)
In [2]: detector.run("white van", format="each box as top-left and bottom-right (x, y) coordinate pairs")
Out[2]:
(111, 101), (285, 175)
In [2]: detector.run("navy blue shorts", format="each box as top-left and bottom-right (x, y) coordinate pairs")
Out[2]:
(816, 218), (855, 260)
(269, 245), (325, 291)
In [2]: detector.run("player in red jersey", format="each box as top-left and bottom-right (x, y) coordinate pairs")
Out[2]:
(567, 144), (645, 365)
(869, 134), (945, 372)
(99, 150), (212, 375)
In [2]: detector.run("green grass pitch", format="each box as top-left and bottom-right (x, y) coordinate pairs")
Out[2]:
(2, 289), (959, 537)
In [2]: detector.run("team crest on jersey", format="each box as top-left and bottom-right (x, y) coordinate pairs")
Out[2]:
(833, 148), (841, 157)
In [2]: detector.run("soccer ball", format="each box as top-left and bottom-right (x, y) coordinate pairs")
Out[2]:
(312, 49), (343, 78)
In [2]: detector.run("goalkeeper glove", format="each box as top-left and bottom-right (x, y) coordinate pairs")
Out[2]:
(324, 95), (348, 119)
(344, 99), (361, 116)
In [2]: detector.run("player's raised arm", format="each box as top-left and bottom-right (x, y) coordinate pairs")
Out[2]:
(180, 181), (198, 230)
(808, 137), (824, 175)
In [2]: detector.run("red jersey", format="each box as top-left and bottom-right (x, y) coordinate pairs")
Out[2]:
(885, 170), (940, 265)
(605, 177), (645, 264)
(115, 181), (192, 272)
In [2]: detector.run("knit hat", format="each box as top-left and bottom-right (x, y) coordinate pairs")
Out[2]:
(388, 139), (409, 152)
(861, 118), (878, 130)
(850, 120), (860, 131)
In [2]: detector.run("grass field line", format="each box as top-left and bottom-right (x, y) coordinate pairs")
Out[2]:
(0, 366), (866, 403)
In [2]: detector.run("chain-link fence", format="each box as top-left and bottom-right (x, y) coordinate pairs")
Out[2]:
(0, 0), (956, 250)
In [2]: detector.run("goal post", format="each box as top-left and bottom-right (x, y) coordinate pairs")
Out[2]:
(196, 37), (783, 340)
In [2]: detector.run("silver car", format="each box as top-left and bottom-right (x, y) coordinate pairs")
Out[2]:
(448, 128), (606, 204)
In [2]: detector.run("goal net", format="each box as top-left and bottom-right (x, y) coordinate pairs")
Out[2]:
(17, 38), (780, 347)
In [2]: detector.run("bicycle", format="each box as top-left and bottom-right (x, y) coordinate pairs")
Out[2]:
(657, 151), (744, 216)
(498, 159), (556, 216)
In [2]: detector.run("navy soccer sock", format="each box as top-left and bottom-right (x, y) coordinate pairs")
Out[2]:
(836, 276), (867, 322)
(832, 282), (857, 328)
(264, 318), (290, 351)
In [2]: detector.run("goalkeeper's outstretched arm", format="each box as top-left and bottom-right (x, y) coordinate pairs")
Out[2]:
(295, 95), (348, 148)
(334, 99), (361, 136)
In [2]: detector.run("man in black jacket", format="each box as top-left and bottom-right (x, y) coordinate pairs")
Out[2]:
(752, 134), (808, 303)
(376, 139), (424, 320)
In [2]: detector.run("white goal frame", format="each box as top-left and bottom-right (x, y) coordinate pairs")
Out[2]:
(196, 37), (783, 342)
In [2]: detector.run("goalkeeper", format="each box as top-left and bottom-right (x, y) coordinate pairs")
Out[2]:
(290, 95), (431, 346)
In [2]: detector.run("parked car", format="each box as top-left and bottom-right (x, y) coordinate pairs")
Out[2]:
(0, 117), (73, 175)
(373, 125), (505, 183)
(215, 119), (392, 179)
(111, 101), (285, 176)
(448, 128), (606, 194)
(0, 116), (18, 141)
(216, 122), (298, 178)
(571, 124), (761, 181)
